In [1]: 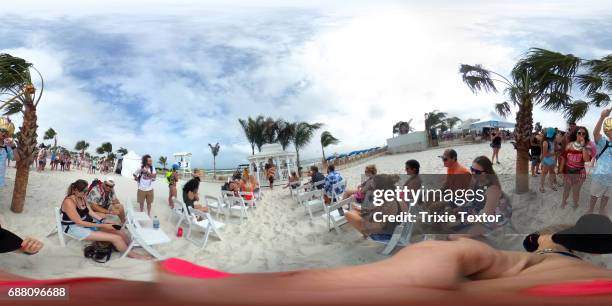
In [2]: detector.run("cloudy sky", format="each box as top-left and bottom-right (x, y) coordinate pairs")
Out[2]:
(1, 0), (611, 168)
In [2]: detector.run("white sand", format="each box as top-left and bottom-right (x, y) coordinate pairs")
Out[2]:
(1, 142), (610, 280)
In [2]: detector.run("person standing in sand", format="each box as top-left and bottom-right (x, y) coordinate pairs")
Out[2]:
(560, 126), (591, 209)
(540, 128), (558, 193)
(490, 129), (502, 164)
(589, 108), (612, 215)
(134, 154), (157, 215)
(166, 164), (179, 208)
(0, 128), (18, 188)
(265, 160), (276, 189)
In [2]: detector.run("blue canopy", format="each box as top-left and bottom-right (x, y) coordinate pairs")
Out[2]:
(469, 120), (515, 130)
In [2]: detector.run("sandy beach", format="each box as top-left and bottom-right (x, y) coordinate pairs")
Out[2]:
(1, 142), (610, 280)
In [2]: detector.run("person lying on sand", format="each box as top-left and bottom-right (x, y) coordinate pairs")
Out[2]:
(4, 215), (609, 305)
(62, 179), (151, 260)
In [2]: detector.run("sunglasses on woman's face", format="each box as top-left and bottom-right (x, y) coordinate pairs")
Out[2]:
(577, 131), (586, 136)
(470, 166), (483, 174)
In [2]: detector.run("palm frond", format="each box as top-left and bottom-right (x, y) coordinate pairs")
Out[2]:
(589, 92), (611, 107)
(541, 91), (571, 111)
(2, 101), (23, 115)
(562, 100), (589, 123)
(494, 102), (511, 118)
(459, 64), (498, 94)
(320, 131), (340, 147)
(576, 74), (603, 95)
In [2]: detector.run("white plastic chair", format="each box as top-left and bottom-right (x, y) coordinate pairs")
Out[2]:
(322, 196), (351, 232)
(298, 189), (325, 219)
(124, 197), (151, 225)
(203, 195), (227, 218)
(224, 194), (249, 223)
(239, 191), (256, 208)
(175, 199), (224, 249)
(122, 221), (170, 260)
(46, 207), (80, 247)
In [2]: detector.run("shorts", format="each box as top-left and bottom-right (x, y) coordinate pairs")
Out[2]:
(530, 157), (541, 167)
(38, 160), (44, 165)
(590, 180), (611, 198)
(137, 189), (154, 203)
(268, 176), (274, 184)
(62, 224), (95, 240)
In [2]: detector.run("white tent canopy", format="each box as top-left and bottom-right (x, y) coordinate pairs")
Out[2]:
(469, 120), (515, 130)
(120, 151), (142, 178)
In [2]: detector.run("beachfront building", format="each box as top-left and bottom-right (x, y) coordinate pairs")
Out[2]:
(173, 152), (192, 177)
(247, 143), (297, 186)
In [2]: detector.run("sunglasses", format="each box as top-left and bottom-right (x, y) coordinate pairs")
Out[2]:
(470, 166), (483, 174)
(577, 131), (586, 136)
(104, 183), (114, 188)
(439, 156), (449, 162)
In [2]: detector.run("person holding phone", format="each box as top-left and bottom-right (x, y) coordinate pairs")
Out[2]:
(61, 179), (150, 260)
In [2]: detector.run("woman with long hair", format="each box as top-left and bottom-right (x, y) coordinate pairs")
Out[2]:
(133, 154), (156, 215)
(61, 179), (150, 259)
(560, 126), (592, 209)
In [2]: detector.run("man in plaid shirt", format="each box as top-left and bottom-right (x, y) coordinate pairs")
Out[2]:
(324, 165), (345, 203)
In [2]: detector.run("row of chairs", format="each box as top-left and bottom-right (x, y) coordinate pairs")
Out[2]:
(291, 178), (413, 255)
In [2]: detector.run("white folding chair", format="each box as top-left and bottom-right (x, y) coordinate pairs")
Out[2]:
(176, 199), (224, 249)
(297, 189), (325, 219)
(203, 195), (227, 218)
(367, 217), (415, 255)
(124, 197), (151, 225)
(46, 207), (80, 247)
(239, 191), (256, 208)
(224, 194), (249, 223)
(122, 219), (171, 260)
(322, 196), (351, 232)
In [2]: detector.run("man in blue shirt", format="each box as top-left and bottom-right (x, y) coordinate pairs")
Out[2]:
(590, 108), (612, 215)
(323, 164), (345, 203)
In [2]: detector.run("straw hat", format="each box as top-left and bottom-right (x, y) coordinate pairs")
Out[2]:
(0, 117), (15, 137)
(603, 118), (612, 131)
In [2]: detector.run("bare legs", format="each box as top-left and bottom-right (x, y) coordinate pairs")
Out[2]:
(345, 206), (367, 238)
(539, 165), (556, 192)
(168, 185), (177, 208)
(561, 179), (583, 209)
(491, 148), (500, 164)
(589, 195), (609, 215)
(86, 229), (151, 259)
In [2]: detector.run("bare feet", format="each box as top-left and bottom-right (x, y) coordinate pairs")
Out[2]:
(560, 201), (567, 209)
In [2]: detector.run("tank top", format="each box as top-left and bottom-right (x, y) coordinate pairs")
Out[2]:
(565, 145), (585, 170)
(61, 197), (91, 225)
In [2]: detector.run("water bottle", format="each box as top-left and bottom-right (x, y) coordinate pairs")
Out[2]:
(153, 216), (160, 230)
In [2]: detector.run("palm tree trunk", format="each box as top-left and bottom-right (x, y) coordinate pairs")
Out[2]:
(213, 157), (216, 179)
(514, 100), (533, 194)
(11, 97), (37, 213)
(251, 144), (255, 155)
(295, 149), (301, 177)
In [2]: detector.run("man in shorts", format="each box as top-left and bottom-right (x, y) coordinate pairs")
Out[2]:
(589, 108), (612, 215)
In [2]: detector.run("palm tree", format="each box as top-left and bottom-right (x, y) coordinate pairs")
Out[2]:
(238, 117), (258, 155)
(158, 156), (168, 170)
(424, 110), (447, 146)
(444, 117), (462, 131)
(460, 48), (610, 193)
(392, 120), (414, 136)
(262, 117), (278, 144)
(320, 131), (340, 163)
(0, 53), (44, 213)
(95, 146), (105, 155)
(292, 122), (323, 175)
(117, 147), (128, 156)
(208, 142), (220, 179)
(43, 128), (57, 148)
(74, 140), (89, 157)
(276, 119), (296, 151)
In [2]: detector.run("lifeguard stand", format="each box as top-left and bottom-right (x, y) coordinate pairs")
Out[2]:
(173, 152), (192, 178)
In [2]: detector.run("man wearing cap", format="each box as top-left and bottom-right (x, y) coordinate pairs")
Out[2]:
(589, 108), (612, 214)
(0, 128), (18, 188)
(87, 177), (126, 223)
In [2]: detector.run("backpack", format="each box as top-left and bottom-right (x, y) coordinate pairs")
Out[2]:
(83, 241), (114, 263)
(87, 179), (101, 194)
(597, 140), (611, 160)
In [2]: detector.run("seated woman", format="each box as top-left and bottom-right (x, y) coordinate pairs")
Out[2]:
(239, 176), (255, 203)
(342, 164), (376, 204)
(448, 156), (511, 239)
(345, 160), (422, 238)
(283, 171), (301, 189)
(61, 179), (150, 259)
(182, 178), (209, 214)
